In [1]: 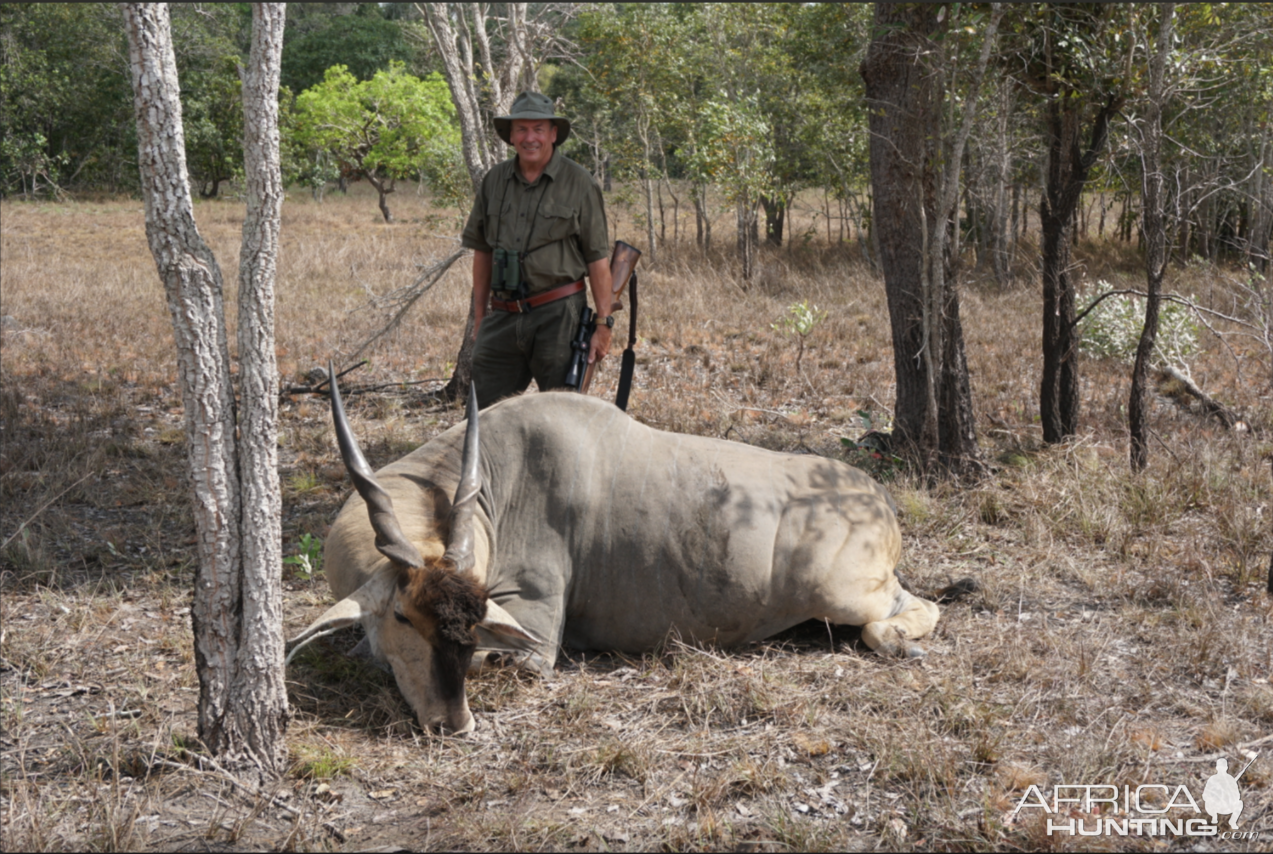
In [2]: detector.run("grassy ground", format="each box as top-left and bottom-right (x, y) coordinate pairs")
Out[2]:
(1, 184), (1271, 852)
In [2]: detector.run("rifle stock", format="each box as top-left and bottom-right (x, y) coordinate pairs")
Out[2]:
(580, 241), (642, 395)
(607, 241), (642, 313)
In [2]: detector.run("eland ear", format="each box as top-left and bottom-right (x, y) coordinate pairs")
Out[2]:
(285, 568), (397, 665)
(477, 599), (541, 650)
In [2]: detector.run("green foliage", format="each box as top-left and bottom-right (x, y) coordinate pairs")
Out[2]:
(772, 300), (827, 340)
(686, 96), (775, 207)
(283, 533), (323, 581)
(281, 9), (414, 95)
(181, 54), (245, 198)
(290, 63), (461, 211)
(292, 745), (354, 780)
(0, 3), (135, 195)
(1077, 283), (1199, 366)
(772, 300), (827, 379)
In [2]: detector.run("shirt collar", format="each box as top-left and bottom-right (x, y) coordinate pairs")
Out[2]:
(511, 150), (562, 186)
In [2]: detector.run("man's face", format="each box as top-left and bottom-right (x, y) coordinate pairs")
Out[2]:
(510, 119), (557, 172)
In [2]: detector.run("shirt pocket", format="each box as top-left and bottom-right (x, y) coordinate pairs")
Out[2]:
(535, 201), (579, 249)
(484, 197), (509, 247)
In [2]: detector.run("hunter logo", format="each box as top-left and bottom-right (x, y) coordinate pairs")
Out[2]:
(1203, 756), (1248, 829)
(1011, 752), (1261, 840)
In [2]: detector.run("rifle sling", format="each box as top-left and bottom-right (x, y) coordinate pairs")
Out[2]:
(615, 274), (638, 411)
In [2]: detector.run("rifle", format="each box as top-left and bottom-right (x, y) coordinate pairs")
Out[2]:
(579, 241), (642, 404)
(562, 303), (594, 392)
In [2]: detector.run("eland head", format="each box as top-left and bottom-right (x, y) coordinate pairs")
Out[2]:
(285, 366), (539, 735)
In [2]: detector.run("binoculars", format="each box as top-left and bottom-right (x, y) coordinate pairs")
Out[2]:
(492, 247), (524, 294)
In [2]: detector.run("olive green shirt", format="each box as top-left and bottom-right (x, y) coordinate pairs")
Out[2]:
(461, 152), (609, 295)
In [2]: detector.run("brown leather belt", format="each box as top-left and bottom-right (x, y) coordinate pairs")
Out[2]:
(490, 280), (585, 313)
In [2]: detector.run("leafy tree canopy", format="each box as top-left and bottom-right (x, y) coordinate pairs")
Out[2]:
(291, 62), (461, 219)
(282, 6), (413, 95)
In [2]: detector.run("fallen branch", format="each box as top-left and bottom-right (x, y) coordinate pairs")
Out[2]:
(0, 472), (94, 552)
(282, 377), (448, 398)
(152, 753), (303, 818)
(280, 359), (368, 396)
(1156, 365), (1242, 429)
(348, 247), (469, 361)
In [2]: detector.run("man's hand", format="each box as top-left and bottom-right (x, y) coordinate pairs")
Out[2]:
(585, 255), (614, 365)
(588, 322), (612, 365)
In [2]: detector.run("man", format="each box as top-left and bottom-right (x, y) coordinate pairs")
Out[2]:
(461, 91), (613, 410)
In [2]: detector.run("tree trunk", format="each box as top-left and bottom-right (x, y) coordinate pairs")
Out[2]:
(442, 293), (477, 401)
(637, 113), (657, 266)
(228, 2), (288, 772)
(422, 3), (495, 190)
(761, 194), (784, 247)
(124, 2), (287, 779)
(693, 182), (711, 251)
(736, 199), (757, 282)
(861, 2), (995, 476)
(366, 173), (395, 223)
(1130, 4), (1174, 472)
(420, 2), (507, 399)
(1039, 91), (1122, 444)
(862, 4), (940, 461)
(991, 83), (1012, 286)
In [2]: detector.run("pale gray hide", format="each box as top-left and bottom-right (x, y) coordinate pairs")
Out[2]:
(293, 391), (939, 733)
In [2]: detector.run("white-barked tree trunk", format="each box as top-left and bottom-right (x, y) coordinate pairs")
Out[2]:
(123, 1), (288, 778)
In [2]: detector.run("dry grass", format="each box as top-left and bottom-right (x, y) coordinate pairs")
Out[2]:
(2, 184), (1271, 851)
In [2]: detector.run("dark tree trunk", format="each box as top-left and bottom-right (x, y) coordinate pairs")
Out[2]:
(861, 1), (992, 477)
(1039, 93), (1121, 443)
(366, 173), (395, 223)
(939, 282), (979, 468)
(860, 3), (943, 461)
(443, 292), (477, 401)
(761, 194), (785, 246)
(1130, 3), (1173, 472)
(693, 183), (711, 251)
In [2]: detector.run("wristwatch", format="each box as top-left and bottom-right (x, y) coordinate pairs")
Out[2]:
(598, 315), (615, 329)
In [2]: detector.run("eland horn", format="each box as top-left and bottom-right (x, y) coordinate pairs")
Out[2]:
(328, 361), (423, 568)
(442, 383), (481, 575)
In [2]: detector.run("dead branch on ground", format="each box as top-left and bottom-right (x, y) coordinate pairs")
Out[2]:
(1156, 364), (1244, 429)
(347, 247), (469, 361)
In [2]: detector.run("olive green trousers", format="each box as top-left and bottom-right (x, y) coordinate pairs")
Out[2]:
(471, 292), (585, 409)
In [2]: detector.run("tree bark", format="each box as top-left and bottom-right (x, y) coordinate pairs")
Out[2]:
(422, 2), (544, 399)
(761, 194), (785, 247)
(365, 172), (395, 223)
(861, 4), (942, 467)
(421, 3), (495, 400)
(421, 3), (496, 190)
(639, 114), (657, 266)
(1039, 92), (1122, 443)
(123, 2), (287, 778)
(861, 2), (994, 476)
(227, 2), (288, 773)
(1129, 4), (1174, 472)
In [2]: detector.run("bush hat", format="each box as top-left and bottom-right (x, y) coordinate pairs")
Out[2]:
(494, 91), (571, 146)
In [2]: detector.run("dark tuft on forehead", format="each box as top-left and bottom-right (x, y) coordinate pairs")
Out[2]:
(400, 563), (488, 645)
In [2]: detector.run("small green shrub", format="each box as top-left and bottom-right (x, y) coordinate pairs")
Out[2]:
(283, 532), (323, 580)
(772, 300), (827, 377)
